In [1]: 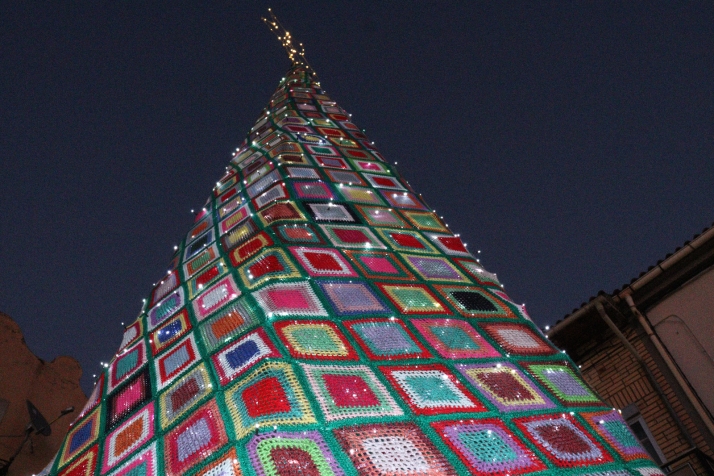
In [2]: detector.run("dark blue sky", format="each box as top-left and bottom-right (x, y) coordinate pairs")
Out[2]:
(2, 2), (713, 394)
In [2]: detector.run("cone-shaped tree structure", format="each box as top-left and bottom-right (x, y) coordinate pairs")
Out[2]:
(46, 42), (660, 476)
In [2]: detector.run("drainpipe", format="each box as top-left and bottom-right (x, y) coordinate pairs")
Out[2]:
(593, 301), (697, 449)
(623, 294), (714, 439)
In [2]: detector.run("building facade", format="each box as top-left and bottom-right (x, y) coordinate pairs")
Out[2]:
(549, 224), (714, 475)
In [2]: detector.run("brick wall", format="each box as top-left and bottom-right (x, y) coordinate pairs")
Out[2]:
(576, 321), (712, 474)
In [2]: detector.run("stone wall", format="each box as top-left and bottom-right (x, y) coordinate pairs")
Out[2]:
(0, 313), (87, 476)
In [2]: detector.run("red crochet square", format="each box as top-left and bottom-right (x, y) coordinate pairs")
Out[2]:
(333, 228), (369, 244)
(243, 376), (291, 417)
(323, 374), (380, 407)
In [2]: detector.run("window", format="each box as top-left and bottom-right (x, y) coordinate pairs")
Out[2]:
(622, 403), (666, 465)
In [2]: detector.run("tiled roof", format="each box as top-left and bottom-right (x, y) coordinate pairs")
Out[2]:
(561, 221), (714, 321)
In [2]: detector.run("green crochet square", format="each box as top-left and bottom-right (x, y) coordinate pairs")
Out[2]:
(459, 429), (519, 463)
(432, 326), (480, 350)
(528, 364), (600, 404)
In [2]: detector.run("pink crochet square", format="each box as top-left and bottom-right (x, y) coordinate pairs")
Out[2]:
(114, 378), (143, 415)
(360, 256), (397, 273)
(266, 288), (312, 310)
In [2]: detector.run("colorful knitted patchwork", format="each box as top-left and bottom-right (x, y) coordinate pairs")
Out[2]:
(211, 328), (281, 385)
(253, 281), (327, 317)
(184, 243), (220, 278)
(247, 431), (345, 476)
(215, 172), (238, 194)
(292, 180), (335, 200)
(337, 185), (386, 205)
(431, 419), (546, 475)
(149, 309), (191, 355)
(319, 224), (386, 249)
(400, 210), (449, 232)
(583, 410), (651, 461)
(381, 190), (428, 210)
(106, 370), (151, 430)
(424, 232), (472, 256)
(188, 215), (215, 241)
(363, 173), (406, 190)
(453, 258), (502, 286)
(411, 318), (501, 359)
(523, 362), (603, 406)
(274, 320), (358, 360)
(247, 169), (280, 197)
(154, 334), (200, 390)
(217, 189), (246, 218)
(377, 283), (450, 314)
(402, 254), (470, 282)
(345, 318), (431, 359)
(194, 447), (242, 476)
(225, 361), (315, 438)
(149, 270), (180, 307)
(57, 445), (97, 476)
(118, 319), (143, 351)
(191, 275), (241, 321)
(288, 246), (357, 277)
(349, 159), (390, 174)
(300, 363), (403, 421)
(513, 413), (613, 467)
(480, 321), (557, 356)
(580, 472), (631, 476)
(458, 362), (555, 412)
(164, 400), (229, 475)
(58, 407), (101, 469)
(219, 198), (246, 223)
(253, 182), (289, 210)
(317, 280), (390, 316)
(435, 285), (518, 318)
(314, 155), (349, 169)
(237, 248), (301, 289)
(198, 297), (260, 352)
(106, 442), (157, 476)
(102, 403), (154, 472)
(219, 204), (250, 235)
(187, 260), (229, 298)
(271, 223), (325, 245)
(374, 228), (439, 254)
(76, 373), (102, 421)
(356, 205), (409, 228)
(228, 231), (274, 266)
(305, 202), (357, 223)
(343, 250), (415, 281)
(222, 218), (259, 248)
(334, 423), (456, 475)
(381, 364), (485, 415)
(48, 62), (655, 476)
(185, 230), (215, 261)
(274, 150), (309, 165)
(287, 166), (321, 179)
(636, 467), (667, 475)
(107, 340), (147, 392)
(158, 363), (212, 429)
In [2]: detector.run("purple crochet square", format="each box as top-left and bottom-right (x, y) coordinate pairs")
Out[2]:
(317, 280), (390, 316)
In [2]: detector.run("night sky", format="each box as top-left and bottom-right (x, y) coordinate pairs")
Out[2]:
(2, 2), (713, 394)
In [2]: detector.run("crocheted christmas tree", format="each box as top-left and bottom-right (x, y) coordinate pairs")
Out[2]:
(46, 23), (660, 476)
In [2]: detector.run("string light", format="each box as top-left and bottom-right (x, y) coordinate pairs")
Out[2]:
(261, 9), (315, 73)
